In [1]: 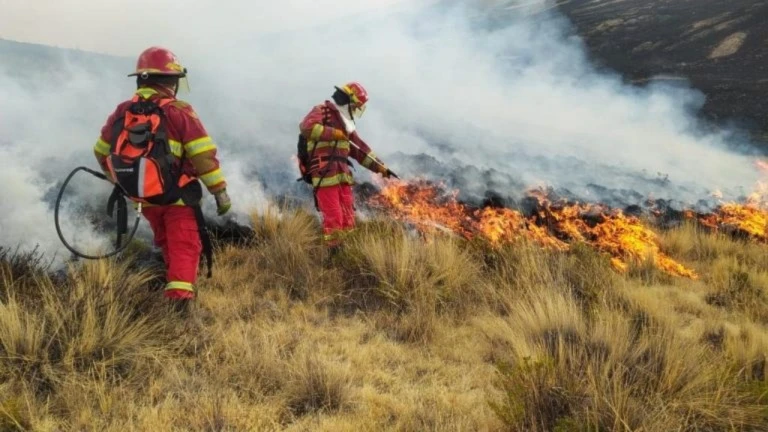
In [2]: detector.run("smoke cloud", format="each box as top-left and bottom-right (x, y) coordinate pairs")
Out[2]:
(0, 0), (764, 264)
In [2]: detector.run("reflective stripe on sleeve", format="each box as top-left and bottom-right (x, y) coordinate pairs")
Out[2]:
(200, 168), (225, 187)
(184, 137), (217, 157)
(94, 138), (111, 156)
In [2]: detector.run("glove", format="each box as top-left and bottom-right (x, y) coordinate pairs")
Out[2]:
(382, 168), (399, 179)
(214, 189), (232, 216)
(331, 128), (347, 140)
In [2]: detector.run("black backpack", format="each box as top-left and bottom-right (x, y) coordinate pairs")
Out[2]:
(296, 133), (314, 185)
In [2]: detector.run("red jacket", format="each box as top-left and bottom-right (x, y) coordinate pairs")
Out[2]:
(299, 101), (387, 188)
(93, 86), (227, 204)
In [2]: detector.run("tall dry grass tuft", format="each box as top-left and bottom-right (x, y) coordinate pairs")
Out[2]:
(490, 283), (768, 431)
(249, 205), (326, 300)
(206, 320), (289, 399)
(342, 221), (483, 312)
(338, 221), (484, 342)
(0, 253), (181, 408)
(706, 257), (768, 322)
(480, 240), (620, 317)
(283, 346), (353, 418)
(662, 221), (768, 269)
(661, 222), (768, 323)
(0, 246), (53, 301)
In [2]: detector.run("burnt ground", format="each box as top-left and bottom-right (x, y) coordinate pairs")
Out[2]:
(554, 0), (768, 143)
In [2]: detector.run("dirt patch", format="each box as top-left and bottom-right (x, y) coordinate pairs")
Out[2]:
(709, 32), (748, 58)
(594, 18), (624, 33)
(633, 41), (660, 53)
(714, 16), (751, 32)
(691, 12), (733, 31)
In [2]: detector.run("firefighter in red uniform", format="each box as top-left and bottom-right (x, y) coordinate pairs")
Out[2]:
(93, 46), (231, 304)
(298, 82), (397, 252)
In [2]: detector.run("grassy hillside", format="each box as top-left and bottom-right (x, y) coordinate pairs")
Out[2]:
(1, 207), (767, 431)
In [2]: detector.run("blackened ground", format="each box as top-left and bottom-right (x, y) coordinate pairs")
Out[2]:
(366, 151), (728, 214)
(553, 0), (768, 143)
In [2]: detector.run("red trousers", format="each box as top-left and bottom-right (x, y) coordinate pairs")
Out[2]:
(316, 184), (355, 246)
(142, 205), (201, 300)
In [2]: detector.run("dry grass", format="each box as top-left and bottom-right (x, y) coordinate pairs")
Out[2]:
(0, 212), (767, 431)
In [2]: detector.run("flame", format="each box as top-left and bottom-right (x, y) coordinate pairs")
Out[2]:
(477, 207), (568, 250)
(694, 159), (768, 242)
(755, 159), (768, 174)
(364, 158), (768, 279)
(746, 180), (768, 208)
(699, 204), (768, 242)
(368, 179), (698, 279)
(528, 190), (697, 278)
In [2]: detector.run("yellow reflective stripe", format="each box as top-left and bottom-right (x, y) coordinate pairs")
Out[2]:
(135, 199), (185, 208)
(135, 88), (159, 99)
(362, 152), (377, 168)
(200, 168), (225, 187)
(312, 172), (354, 187)
(94, 138), (111, 156)
(165, 281), (194, 292)
(310, 124), (324, 141)
(307, 140), (350, 152)
(184, 137), (216, 157)
(168, 139), (183, 157)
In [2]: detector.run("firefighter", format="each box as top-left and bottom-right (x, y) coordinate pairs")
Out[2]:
(298, 82), (397, 253)
(93, 46), (231, 305)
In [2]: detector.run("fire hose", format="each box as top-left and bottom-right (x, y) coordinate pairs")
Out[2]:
(54, 166), (142, 260)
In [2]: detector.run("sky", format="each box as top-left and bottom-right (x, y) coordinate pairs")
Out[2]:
(0, 0), (421, 55)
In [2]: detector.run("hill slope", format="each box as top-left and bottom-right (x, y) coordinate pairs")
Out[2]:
(1, 211), (768, 430)
(556, 0), (768, 138)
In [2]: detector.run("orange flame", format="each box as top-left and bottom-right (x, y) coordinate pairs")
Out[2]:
(695, 160), (768, 242)
(368, 179), (698, 279)
(754, 159), (768, 174)
(698, 200), (768, 242)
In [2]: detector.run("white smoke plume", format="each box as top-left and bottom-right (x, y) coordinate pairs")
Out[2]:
(0, 0), (764, 263)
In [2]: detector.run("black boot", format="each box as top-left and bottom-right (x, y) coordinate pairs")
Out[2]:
(170, 298), (194, 318)
(325, 245), (343, 266)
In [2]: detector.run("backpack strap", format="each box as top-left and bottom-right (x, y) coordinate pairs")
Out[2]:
(312, 139), (341, 210)
(296, 104), (331, 183)
(308, 105), (348, 210)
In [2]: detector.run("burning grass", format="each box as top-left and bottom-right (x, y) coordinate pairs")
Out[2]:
(368, 179), (700, 279)
(1, 204), (767, 430)
(699, 202), (768, 243)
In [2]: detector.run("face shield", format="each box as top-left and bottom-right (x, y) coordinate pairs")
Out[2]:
(177, 75), (191, 95)
(352, 102), (367, 119)
(176, 67), (190, 95)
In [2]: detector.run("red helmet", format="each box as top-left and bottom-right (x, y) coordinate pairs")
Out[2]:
(335, 82), (369, 117)
(128, 47), (187, 78)
(336, 82), (368, 106)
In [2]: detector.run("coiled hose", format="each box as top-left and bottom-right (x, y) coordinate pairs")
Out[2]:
(54, 166), (141, 259)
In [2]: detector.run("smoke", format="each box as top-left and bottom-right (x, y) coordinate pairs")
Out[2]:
(0, 0), (764, 263)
